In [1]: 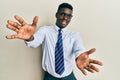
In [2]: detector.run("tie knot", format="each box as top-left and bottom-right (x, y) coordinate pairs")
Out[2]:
(58, 29), (62, 32)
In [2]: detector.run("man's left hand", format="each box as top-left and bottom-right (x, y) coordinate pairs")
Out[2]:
(76, 48), (103, 75)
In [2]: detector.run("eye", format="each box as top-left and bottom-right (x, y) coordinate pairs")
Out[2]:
(58, 12), (73, 19)
(59, 13), (65, 16)
(67, 14), (72, 18)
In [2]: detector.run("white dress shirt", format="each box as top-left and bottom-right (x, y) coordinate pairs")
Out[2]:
(25, 25), (85, 78)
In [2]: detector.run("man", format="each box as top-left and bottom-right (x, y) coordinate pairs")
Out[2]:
(6, 3), (103, 80)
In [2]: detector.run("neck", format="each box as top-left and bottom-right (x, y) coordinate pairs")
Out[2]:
(56, 23), (64, 29)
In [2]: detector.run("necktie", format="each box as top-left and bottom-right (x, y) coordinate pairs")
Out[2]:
(55, 29), (65, 75)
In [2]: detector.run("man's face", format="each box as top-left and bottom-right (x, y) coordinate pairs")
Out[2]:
(56, 8), (73, 28)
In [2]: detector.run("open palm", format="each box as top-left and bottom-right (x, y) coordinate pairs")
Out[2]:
(76, 48), (103, 75)
(6, 15), (38, 40)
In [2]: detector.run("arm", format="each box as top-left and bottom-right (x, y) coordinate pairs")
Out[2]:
(72, 33), (103, 75)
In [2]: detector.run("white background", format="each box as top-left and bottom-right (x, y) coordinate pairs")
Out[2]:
(0, 0), (120, 80)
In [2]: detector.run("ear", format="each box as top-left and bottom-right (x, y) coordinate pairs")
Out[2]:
(55, 12), (59, 18)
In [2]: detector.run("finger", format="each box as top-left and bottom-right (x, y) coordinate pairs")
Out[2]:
(7, 20), (21, 29)
(32, 16), (38, 27)
(6, 24), (19, 33)
(85, 67), (94, 73)
(6, 34), (18, 39)
(87, 48), (96, 55)
(81, 68), (87, 75)
(90, 59), (103, 66)
(85, 48), (96, 55)
(14, 15), (27, 26)
(78, 66), (87, 75)
(89, 64), (99, 72)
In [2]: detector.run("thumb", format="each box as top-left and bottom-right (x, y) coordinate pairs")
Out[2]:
(32, 16), (38, 27)
(86, 48), (96, 55)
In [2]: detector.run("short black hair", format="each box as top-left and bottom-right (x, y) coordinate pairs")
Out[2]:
(57, 3), (73, 12)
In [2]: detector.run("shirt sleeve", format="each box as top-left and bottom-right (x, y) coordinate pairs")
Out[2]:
(24, 26), (46, 48)
(72, 32), (85, 59)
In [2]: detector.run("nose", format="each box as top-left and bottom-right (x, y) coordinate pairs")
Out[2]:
(63, 15), (68, 20)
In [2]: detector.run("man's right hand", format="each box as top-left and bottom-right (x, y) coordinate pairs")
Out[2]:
(6, 15), (38, 41)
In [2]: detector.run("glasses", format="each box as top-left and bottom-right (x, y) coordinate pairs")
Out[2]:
(58, 12), (73, 19)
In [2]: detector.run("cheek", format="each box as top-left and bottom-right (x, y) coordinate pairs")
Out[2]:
(67, 19), (71, 23)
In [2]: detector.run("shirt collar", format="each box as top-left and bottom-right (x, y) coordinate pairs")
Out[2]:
(54, 25), (68, 33)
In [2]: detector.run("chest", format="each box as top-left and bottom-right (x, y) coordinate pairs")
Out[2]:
(44, 32), (75, 52)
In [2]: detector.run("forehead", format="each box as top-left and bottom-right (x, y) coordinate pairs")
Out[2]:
(59, 8), (73, 14)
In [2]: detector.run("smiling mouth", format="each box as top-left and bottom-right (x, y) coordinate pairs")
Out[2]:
(61, 20), (67, 25)
(57, 19), (70, 28)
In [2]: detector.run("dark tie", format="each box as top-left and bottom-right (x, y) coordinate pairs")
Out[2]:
(55, 29), (65, 75)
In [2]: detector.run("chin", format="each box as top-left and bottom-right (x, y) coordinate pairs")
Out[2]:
(61, 24), (68, 28)
(60, 26), (67, 28)
(56, 23), (68, 28)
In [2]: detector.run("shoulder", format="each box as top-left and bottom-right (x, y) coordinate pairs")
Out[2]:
(37, 25), (54, 32)
(67, 29), (81, 37)
(38, 25), (53, 29)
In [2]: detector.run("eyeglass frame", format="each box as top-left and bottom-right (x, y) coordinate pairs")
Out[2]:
(57, 12), (73, 19)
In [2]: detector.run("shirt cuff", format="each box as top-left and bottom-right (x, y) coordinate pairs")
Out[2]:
(75, 50), (86, 59)
(24, 38), (37, 48)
